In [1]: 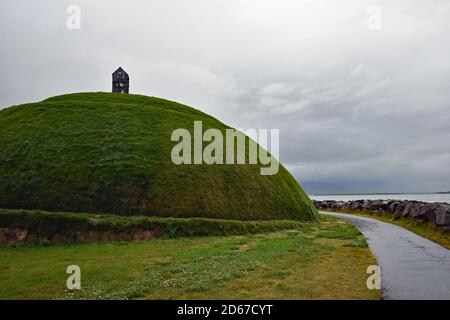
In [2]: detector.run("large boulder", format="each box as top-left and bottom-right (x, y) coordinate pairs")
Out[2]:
(436, 205), (450, 226)
(393, 202), (407, 219)
(401, 201), (415, 219)
(408, 203), (437, 222)
(350, 200), (364, 211)
(388, 201), (400, 213)
(368, 200), (383, 211)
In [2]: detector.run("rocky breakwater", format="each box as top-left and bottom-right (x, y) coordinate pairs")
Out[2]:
(313, 199), (450, 231)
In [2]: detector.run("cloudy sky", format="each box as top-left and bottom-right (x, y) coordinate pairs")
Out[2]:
(1, 0), (450, 194)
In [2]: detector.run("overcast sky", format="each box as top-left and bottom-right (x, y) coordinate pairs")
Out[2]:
(1, 0), (450, 194)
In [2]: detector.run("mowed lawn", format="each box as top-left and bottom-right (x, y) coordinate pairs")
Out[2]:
(0, 216), (380, 300)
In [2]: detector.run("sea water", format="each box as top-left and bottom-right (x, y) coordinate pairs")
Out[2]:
(309, 193), (450, 204)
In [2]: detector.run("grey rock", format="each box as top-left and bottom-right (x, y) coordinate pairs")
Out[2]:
(368, 200), (383, 210)
(436, 205), (450, 226)
(409, 203), (437, 222)
(402, 202), (414, 218)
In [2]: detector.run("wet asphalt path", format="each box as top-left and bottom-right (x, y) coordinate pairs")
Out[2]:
(321, 212), (450, 300)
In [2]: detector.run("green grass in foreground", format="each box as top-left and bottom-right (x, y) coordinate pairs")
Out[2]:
(0, 216), (379, 300)
(323, 209), (450, 250)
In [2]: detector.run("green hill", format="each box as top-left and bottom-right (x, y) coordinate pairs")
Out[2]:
(0, 92), (317, 221)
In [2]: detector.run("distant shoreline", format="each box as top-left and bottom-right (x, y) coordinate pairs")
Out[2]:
(309, 193), (450, 205)
(311, 192), (450, 196)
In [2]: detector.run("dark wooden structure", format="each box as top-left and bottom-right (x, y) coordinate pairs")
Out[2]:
(112, 67), (129, 93)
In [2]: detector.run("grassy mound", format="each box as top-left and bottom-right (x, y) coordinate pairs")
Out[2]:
(0, 92), (317, 221)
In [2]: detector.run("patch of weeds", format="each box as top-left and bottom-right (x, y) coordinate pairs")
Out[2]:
(343, 238), (369, 248)
(317, 227), (361, 240)
(262, 270), (292, 279)
(64, 284), (110, 300)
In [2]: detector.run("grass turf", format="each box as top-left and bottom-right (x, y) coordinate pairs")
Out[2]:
(0, 215), (379, 300)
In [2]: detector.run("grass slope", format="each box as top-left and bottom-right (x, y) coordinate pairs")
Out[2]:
(0, 216), (379, 300)
(0, 92), (317, 221)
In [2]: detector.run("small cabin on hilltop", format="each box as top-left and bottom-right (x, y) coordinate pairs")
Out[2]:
(112, 67), (129, 93)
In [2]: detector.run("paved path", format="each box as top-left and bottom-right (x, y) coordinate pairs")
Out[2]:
(321, 211), (450, 300)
